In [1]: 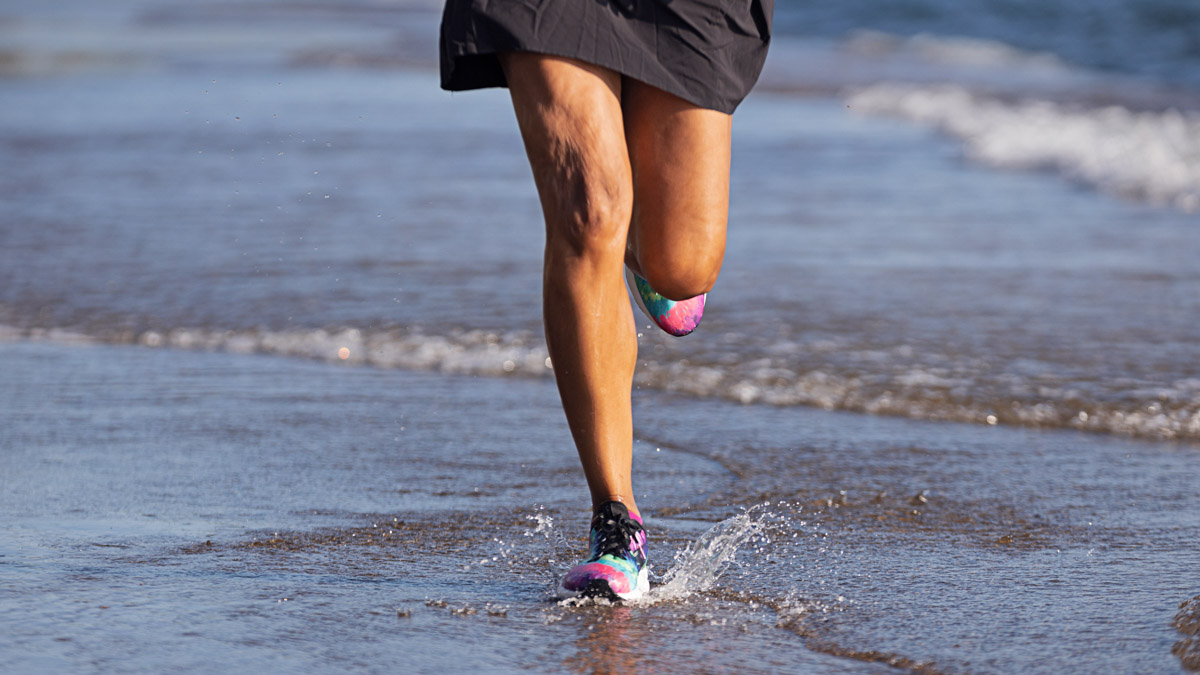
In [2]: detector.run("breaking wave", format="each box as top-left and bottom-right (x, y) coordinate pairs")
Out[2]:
(759, 30), (1200, 213)
(6, 322), (1199, 442)
(847, 83), (1200, 212)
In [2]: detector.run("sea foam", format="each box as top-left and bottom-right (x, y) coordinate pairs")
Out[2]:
(847, 83), (1200, 212)
(10, 322), (1200, 441)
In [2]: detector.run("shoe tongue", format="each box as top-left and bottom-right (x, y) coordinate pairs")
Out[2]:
(593, 501), (630, 526)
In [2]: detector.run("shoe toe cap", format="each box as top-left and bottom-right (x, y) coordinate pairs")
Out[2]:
(657, 295), (705, 336)
(561, 563), (632, 593)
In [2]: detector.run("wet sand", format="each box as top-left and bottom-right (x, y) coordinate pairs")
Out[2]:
(3, 341), (1197, 672)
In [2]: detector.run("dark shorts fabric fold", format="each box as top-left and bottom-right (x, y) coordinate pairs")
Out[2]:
(439, 0), (773, 114)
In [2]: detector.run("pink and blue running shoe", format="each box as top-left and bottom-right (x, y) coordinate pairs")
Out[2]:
(559, 501), (648, 601)
(625, 267), (706, 337)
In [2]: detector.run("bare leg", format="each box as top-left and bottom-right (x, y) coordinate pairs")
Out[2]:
(500, 53), (640, 515)
(501, 54), (735, 518)
(623, 80), (732, 300)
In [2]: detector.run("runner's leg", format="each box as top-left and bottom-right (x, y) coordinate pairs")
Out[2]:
(622, 80), (732, 301)
(500, 52), (640, 516)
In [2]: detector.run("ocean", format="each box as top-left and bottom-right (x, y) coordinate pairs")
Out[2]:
(1, 0), (1198, 672)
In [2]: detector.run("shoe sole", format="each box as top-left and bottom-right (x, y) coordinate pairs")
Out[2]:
(557, 566), (649, 602)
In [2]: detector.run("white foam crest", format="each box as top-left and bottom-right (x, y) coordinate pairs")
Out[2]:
(126, 325), (554, 378)
(636, 355), (1200, 440)
(10, 322), (1200, 440)
(642, 505), (774, 604)
(846, 83), (1200, 212)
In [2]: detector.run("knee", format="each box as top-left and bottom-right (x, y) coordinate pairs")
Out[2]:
(634, 213), (725, 299)
(540, 155), (632, 261)
(638, 253), (721, 300)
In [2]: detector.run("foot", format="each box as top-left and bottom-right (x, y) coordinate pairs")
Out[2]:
(625, 267), (706, 337)
(558, 501), (649, 601)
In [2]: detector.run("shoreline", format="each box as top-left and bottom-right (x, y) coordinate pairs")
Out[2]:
(5, 326), (1200, 446)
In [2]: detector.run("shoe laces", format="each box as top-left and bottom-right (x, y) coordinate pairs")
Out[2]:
(591, 506), (644, 558)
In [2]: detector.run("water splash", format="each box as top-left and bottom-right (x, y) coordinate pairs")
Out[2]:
(639, 505), (776, 604)
(521, 508), (574, 590)
(516, 505), (781, 606)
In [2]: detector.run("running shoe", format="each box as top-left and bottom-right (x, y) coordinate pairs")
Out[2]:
(625, 267), (706, 337)
(558, 501), (648, 601)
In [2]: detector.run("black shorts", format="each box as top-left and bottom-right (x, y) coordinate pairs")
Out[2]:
(439, 0), (773, 114)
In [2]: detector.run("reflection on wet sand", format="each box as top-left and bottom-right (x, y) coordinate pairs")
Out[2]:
(567, 606), (639, 675)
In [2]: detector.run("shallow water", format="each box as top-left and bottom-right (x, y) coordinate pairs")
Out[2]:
(2, 0), (1199, 672)
(3, 342), (1198, 672)
(0, 343), (866, 673)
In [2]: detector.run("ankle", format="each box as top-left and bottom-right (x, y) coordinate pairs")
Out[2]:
(592, 497), (641, 521)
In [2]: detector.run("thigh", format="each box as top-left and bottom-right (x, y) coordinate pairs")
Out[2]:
(500, 53), (633, 250)
(621, 79), (732, 284)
